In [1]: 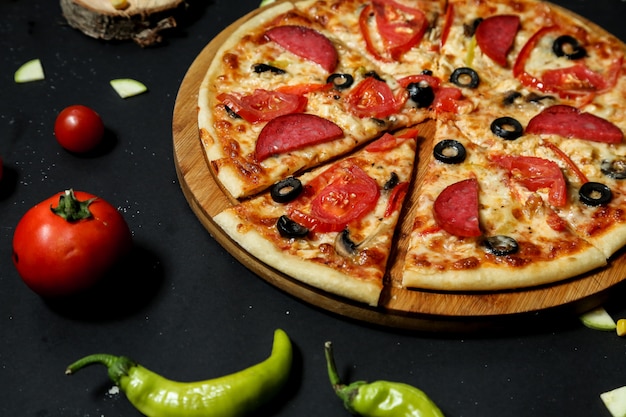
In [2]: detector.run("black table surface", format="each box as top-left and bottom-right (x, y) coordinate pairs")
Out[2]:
(3, 1), (626, 416)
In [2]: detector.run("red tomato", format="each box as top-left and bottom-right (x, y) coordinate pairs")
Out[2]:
(218, 89), (307, 124)
(513, 26), (620, 97)
(360, 0), (428, 61)
(12, 190), (132, 297)
(54, 105), (105, 153)
(384, 181), (409, 217)
(346, 77), (400, 118)
(494, 155), (567, 207)
(365, 128), (418, 153)
(288, 163), (380, 232)
(432, 87), (464, 113)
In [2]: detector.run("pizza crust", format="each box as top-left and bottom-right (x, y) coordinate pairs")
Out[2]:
(214, 210), (383, 306)
(403, 246), (607, 292)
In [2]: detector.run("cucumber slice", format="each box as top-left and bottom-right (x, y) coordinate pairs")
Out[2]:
(110, 78), (148, 98)
(260, 0), (276, 6)
(14, 59), (45, 83)
(601, 386), (626, 417)
(579, 306), (617, 331)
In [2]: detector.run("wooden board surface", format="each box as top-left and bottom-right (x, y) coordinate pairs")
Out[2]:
(172, 2), (626, 331)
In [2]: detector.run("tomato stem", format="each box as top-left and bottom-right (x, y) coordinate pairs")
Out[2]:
(51, 189), (95, 222)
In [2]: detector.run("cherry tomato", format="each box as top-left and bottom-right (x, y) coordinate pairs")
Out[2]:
(12, 189), (132, 297)
(54, 105), (105, 153)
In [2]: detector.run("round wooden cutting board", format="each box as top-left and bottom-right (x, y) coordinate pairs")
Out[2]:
(172, 2), (626, 331)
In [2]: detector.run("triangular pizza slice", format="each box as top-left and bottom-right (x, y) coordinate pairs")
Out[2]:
(401, 119), (607, 292)
(214, 129), (418, 306)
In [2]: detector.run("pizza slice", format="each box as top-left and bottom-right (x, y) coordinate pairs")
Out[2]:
(199, 2), (426, 198)
(214, 129), (418, 306)
(401, 119), (607, 292)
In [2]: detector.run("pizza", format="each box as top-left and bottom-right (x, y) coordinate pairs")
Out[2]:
(197, 0), (626, 306)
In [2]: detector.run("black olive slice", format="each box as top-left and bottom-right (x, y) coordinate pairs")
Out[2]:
(335, 229), (359, 257)
(601, 159), (626, 180)
(433, 140), (467, 164)
(421, 69), (434, 76)
(364, 70), (384, 81)
(490, 117), (524, 140)
(463, 18), (483, 37)
(502, 91), (522, 106)
(224, 105), (242, 119)
(252, 63), (286, 74)
(327, 73), (354, 90)
(407, 81), (435, 108)
(483, 235), (519, 256)
(579, 182), (613, 207)
(450, 67), (480, 89)
(270, 177), (303, 203)
(276, 215), (309, 238)
(525, 92), (556, 104)
(384, 172), (400, 191)
(552, 35), (587, 60)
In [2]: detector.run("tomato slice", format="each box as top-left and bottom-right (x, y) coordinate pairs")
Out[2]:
(439, 2), (454, 50)
(371, 0), (428, 60)
(365, 129), (418, 152)
(288, 162), (380, 233)
(218, 89), (307, 123)
(494, 155), (567, 207)
(541, 63), (616, 95)
(396, 74), (441, 90)
(384, 181), (409, 217)
(513, 26), (621, 98)
(346, 77), (400, 118)
(513, 25), (559, 89)
(432, 87), (464, 113)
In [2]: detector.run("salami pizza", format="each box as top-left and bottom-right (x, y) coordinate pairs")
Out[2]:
(197, 0), (626, 305)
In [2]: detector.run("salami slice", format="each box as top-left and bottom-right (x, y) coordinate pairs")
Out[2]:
(526, 105), (624, 144)
(255, 113), (344, 161)
(265, 25), (338, 73)
(433, 178), (482, 237)
(475, 15), (520, 67)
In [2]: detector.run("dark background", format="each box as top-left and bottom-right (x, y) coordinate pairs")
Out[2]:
(2, 1), (626, 416)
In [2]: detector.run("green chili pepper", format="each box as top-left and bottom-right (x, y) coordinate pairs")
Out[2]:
(324, 341), (445, 417)
(65, 329), (292, 417)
